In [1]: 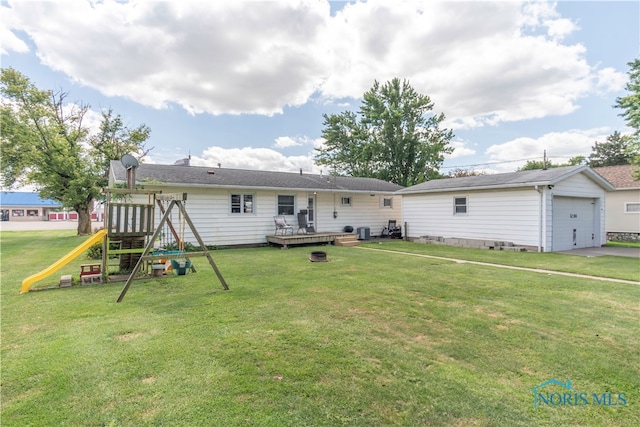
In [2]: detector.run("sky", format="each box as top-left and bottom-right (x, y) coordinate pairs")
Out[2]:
(1, 0), (638, 180)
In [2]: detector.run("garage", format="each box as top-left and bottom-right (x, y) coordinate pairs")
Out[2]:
(398, 165), (613, 252)
(552, 196), (597, 251)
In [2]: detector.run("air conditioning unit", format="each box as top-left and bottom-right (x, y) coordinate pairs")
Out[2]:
(357, 227), (370, 240)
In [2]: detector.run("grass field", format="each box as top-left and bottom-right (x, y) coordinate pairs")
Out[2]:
(1, 230), (639, 426)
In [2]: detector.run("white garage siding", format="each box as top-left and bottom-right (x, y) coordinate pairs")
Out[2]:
(402, 188), (541, 247)
(399, 166), (611, 252)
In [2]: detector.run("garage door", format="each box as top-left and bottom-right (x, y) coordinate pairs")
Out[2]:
(552, 197), (596, 251)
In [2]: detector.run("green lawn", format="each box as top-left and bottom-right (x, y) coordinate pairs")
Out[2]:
(1, 230), (639, 426)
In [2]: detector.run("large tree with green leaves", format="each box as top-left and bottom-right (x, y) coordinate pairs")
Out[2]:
(588, 131), (633, 167)
(614, 58), (640, 177)
(1, 68), (151, 234)
(315, 78), (453, 186)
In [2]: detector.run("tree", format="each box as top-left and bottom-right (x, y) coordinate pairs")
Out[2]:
(0, 68), (151, 235)
(315, 78), (453, 186)
(446, 168), (486, 178)
(615, 58), (640, 134)
(614, 58), (640, 177)
(518, 155), (587, 171)
(588, 131), (633, 167)
(518, 160), (559, 171)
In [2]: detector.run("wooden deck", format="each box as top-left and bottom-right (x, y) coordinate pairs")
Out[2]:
(266, 232), (355, 249)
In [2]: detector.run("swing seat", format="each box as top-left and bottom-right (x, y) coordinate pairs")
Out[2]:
(171, 259), (191, 275)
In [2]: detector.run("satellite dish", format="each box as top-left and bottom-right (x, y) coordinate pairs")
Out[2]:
(121, 154), (139, 169)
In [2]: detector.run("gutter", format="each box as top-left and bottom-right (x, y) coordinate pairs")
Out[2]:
(111, 180), (400, 195)
(534, 185), (543, 252)
(397, 181), (554, 195)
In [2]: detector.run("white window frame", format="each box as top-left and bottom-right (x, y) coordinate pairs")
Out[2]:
(453, 196), (468, 215)
(381, 197), (393, 208)
(230, 193), (255, 214)
(340, 196), (352, 207)
(625, 202), (640, 213)
(277, 194), (295, 216)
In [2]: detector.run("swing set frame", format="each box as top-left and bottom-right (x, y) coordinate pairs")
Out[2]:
(112, 191), (229, 302)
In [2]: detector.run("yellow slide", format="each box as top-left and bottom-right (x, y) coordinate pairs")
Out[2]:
(21, 229), (107, 293)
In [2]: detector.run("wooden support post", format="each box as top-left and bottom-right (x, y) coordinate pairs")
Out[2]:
(179, 201), (228, 290)
(116, 199), (229, 302)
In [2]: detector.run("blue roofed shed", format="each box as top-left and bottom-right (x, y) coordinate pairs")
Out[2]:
(0, 192), (62, 222)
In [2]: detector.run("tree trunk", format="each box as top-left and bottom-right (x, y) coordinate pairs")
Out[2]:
(76, 206), (93, 235)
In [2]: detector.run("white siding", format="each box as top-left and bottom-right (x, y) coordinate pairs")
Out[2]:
(314, 193), (402, 236)
(402, 188), (541, 246)
(604, 189), (640, 233)
(400, 170), (608, 252)
(144, 186), (401, 246)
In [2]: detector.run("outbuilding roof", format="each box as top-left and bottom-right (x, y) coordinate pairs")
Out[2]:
(0, 192), (61, 207)
(109, 161), (405, 193)
(397, 165), (614, 194)
(593, 164), (639, 189)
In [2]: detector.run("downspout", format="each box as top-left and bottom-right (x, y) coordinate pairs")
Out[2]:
(534, 185), (543, 252)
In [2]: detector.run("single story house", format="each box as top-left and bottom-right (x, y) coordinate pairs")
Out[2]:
(0, 192), (62, 222)
(397, 165), (614, 252)
(593, 164), (640, 242)
(108, 161), (404, 247)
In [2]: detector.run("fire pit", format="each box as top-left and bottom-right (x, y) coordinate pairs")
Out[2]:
(309, 251), (328, 262)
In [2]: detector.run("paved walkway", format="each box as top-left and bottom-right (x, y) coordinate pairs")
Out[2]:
(357, 246), (640, 285)
(557, 246), (640, 258)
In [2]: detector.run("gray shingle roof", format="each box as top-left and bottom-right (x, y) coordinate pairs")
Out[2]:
(397, 165), (614, 194)
(109, 161), (404, 193)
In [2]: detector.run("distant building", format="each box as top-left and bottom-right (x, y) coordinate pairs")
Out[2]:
(0, 192), (62, 222)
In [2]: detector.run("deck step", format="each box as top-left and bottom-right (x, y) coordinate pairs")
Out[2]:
(334, 235), (360, 247)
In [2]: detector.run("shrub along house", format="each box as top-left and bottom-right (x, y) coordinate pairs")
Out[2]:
(108, 161), (403, 247)
(397, 165), (614, 252)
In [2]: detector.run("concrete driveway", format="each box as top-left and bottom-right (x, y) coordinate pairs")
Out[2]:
(558, 246), (640, 258)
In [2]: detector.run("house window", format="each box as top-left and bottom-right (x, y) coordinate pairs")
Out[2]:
(454, 196), (467, 215)
(341, 196), (351, 207)
(231, 194), (254, 214)
(625, 202), (640, 213)
(381, 197), (393, 208)
(278, 195), (295, 215)
(12, 209), (24, 217)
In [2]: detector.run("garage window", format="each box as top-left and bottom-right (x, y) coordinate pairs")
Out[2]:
(625, 202), (640, 213)
(453, 196), (468, 215)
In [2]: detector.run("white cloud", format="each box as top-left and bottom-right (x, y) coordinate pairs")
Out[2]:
(190, 146), (321, 173)
(485, 127), (612, 172)
(544, 18), (577, 40)
(595, 67), (628, 93)
(447, 140), (476, 159)
(0, 27), (29, 55)
(1, 0), (623, 128)
(273, 136), (302, 149)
